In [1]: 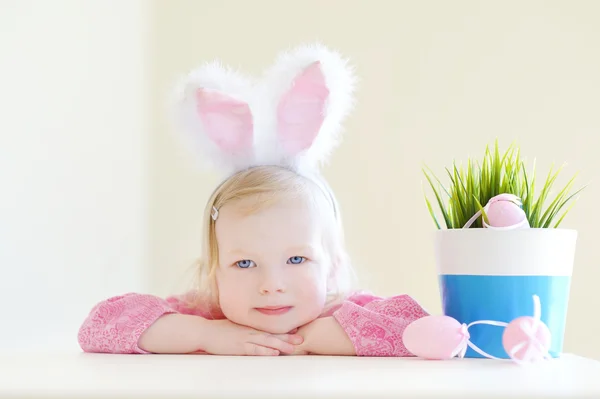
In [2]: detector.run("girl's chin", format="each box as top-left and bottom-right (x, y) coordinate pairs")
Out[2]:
(242, 318), (304, 335)
(229, 310), (322, 334)
(254, 322), (300, 335)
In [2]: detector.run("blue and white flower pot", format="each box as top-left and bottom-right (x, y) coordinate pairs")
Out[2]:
(434, 228), (577, 359)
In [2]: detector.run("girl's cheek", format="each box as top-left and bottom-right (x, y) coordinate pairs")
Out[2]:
(294, 267), (327, 290)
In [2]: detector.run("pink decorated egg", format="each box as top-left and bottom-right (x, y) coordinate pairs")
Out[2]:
(403, 315), (466, 359)
(486, 199), (529, 227)
(502, 316), (551, 362)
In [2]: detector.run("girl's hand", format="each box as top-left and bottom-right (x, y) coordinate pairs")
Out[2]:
(201, 319), (304, 356)
(288, 346), (311, 355)
(287, 322), (314, 355)
(291, 317), (356, 356)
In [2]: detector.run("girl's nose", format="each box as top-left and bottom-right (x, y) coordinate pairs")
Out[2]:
(259, 286), (285, 295)
(258, 271), (286, 294)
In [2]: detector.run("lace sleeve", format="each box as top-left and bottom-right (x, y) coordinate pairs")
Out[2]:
(332, 292), (429, 356)
(77, 291), (210, 354)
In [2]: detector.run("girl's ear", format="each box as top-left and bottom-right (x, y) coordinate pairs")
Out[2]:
(325, 252), (343, 294)
(171, 62), (255, 174)
(262, 43), (357, 170)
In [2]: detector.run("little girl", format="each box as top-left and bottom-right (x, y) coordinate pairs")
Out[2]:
(78, 44), (429, 357)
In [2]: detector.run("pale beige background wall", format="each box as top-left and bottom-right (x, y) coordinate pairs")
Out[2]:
(1, 1), (150, 352)
(148, 1), (600, 359)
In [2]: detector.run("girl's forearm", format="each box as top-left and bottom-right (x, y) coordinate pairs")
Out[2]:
(297, 317), (356, 356)
(137, 313), (212, 354)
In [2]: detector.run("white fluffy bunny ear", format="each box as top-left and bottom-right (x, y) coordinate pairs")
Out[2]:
(258, 43), (357, 171)
(171, 61), (256, 175)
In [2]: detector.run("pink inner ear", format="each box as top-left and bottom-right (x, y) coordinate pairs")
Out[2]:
(277, 61), (329, 154)
(195, 89), (253, 152)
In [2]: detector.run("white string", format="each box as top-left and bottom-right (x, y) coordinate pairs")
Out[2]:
(462, 194), (525, 229)
(450, 320), (509, 360)
(449, 295), (551, 364)
(462, 210), (482, 229)
(506, 295), (552, 365)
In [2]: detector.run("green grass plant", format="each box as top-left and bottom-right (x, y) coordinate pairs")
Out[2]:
(422, 140), (585, 229)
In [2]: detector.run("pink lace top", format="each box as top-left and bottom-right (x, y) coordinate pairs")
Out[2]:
(77, 291), (429, 357)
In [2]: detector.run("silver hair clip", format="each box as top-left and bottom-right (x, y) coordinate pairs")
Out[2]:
(211, 206), (219, 221)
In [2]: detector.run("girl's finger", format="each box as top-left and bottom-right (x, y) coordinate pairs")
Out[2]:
(244, 343), (279, 356)
(273, 333), (304, 345)
(252, 334), (296, 354)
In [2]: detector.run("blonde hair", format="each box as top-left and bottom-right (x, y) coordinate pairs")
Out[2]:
(190, 164), (355, 312)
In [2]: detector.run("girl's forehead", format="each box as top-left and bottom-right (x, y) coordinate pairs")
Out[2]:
(220, 194), (319, 221)
(215, 197), (326, 250)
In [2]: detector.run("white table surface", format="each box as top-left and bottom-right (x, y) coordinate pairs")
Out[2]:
(1, 352), (599, 398)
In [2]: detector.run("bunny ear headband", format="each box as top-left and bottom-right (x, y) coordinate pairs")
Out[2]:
(171, 43), (356, 183)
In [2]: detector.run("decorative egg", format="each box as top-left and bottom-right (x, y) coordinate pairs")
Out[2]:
(403, 315), (466, 360)
(502, 316), (551, 362)
(484, 194), (530, 228)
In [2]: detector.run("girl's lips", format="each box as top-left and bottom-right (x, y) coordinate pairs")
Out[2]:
(255, 306), (292, 315)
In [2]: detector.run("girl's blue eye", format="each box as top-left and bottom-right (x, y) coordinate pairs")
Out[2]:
(287, 256), (306, 264)
(236, 260), (255, 268)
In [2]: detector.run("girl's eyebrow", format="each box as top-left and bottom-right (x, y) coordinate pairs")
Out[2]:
(286, 245), (317, 254)
(227, 249), (258, 257)
(226, 245), (316, 256)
